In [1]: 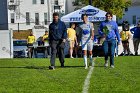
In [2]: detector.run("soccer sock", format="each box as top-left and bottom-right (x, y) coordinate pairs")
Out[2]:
(89, 55), (93, 64)
(83, 55), (87, 67)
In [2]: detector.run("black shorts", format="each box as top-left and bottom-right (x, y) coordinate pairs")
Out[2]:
(122, 40), (129, 44)
(27, 43), (33, 47)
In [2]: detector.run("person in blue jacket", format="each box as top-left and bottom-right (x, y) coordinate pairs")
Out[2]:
(49, 12), (67, 70)
(98, 12), (121, 68)
(130, 21), (140, 55)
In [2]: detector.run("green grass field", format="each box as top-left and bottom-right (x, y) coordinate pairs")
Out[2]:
(0, 56), (139, 93)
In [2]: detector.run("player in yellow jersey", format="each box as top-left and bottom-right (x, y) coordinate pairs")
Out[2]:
(42, 31), (49, 46)
(27, 31), (35, 46)
(42, 31), (51, 58)
(120, 21), (132, 55)
(67, 23), (78, 58)
(27, 31), (36, 58)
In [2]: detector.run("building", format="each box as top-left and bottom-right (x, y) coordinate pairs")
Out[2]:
(65, 0), (85, 14)
(0, 0), (8, 30)
(1, 0), (82, 30)
(65, 0), (76, 14)
(118, 0), (140, 25)
(5, 0), (66, 30)
(4, 0), (140, 30)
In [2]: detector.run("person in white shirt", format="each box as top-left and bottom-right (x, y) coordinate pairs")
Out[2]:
(79, 14), (94, 69)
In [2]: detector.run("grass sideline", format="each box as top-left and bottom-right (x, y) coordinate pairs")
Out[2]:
(0, 56), (139, 93)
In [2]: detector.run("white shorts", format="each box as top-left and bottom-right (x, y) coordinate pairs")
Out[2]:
(81, 39), (93, 51)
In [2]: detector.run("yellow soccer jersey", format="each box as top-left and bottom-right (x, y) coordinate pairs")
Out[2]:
(120, 31), (131, 41)
(27, 35), (35, 44)
(43, 34), (49, 42)
(67, 28), (76, 41)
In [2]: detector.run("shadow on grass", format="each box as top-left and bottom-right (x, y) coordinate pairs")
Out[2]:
(0, 66), (47, 69)
(94, 66), (105, 67)
(0, 65), (85, 69)
(57, 66), (85, 68)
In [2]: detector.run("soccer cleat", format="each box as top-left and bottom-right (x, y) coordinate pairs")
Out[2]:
(70, 56), (74, 58)
(135, 52), (138, 56)
(104, 62), (108, 67)
(61, 63), (64, 68)
(85, 66), (88, 69)
(110, 65), (114, 68)
(49, 66), (55, 70)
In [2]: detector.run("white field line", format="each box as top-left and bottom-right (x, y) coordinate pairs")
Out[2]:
(82, 63), (95, 93)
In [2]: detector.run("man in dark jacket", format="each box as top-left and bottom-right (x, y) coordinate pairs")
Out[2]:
(130, 21), (140, 55)
(49, 12), (67, 70)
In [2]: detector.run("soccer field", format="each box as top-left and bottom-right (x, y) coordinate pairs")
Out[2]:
(0, 56), (139, 93)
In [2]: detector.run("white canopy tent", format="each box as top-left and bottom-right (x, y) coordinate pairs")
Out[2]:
(62, 5), (123, 56)
(61, 5), (116, 36)
(61, 5), (116, 22)
(61, 5), (140, 56)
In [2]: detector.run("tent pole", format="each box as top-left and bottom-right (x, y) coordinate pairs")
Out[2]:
(89, 0), (92, 5)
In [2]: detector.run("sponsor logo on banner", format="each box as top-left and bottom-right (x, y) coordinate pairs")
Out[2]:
(79, 9), (99, 16)
(69, 16), (106, 22)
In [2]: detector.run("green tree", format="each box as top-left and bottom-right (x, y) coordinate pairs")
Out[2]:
(73, 0), (131, 18)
